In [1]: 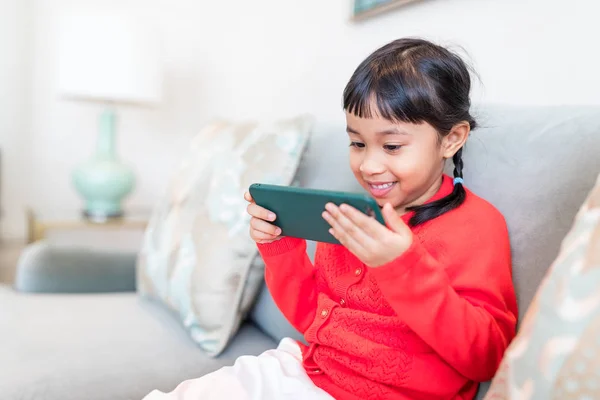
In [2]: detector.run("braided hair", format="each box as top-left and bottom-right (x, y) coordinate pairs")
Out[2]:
(343, 38), (477, 226)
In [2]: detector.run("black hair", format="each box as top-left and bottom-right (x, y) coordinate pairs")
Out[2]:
(343, 37), (477, 226)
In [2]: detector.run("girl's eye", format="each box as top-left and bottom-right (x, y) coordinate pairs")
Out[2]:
(384, 144), (402, 151)
(349, 142), (365, 148)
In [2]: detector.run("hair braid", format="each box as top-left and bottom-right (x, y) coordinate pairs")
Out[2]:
(407, 148), (466, 226)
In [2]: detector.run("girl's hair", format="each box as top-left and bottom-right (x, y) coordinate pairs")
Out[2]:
(343, 37), (477, 226)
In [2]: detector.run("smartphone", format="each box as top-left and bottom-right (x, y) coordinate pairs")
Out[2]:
(249, 183), (385, 245)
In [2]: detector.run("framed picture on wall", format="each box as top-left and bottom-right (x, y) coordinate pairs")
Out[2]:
(353, 0), (423, 20)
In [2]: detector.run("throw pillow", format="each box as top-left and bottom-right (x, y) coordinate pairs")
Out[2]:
(136, 115), (313, 356)
(484, 172), (600, 399)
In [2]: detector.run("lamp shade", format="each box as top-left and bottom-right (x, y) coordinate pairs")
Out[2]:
(56, 11), (162, 105)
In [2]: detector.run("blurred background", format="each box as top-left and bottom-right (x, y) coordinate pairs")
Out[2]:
(0, 0), (599, 269)
(1, 2), (600, 399)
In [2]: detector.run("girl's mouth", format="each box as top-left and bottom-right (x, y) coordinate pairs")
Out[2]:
(367, 182), (397, 198)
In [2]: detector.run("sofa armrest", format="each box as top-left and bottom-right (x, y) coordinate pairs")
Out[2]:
(14, 241), (137, 293)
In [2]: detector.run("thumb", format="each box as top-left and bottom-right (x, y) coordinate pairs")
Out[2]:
(382, 203), (409, 234)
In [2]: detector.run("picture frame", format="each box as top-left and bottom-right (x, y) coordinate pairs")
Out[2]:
(352, 0), (423, 21)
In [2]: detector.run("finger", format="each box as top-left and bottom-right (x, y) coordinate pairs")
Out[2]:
(247, 202), (276, 222)
(251, 228), (280, 242)
(382, 203), (410, 234)
(251, 217), (281, 236)
(327, 222), (369, 260)
(244, 191), (254, 203)
(324, 203), (376, 245)
(322, 209), (369, 257)
(338, 203), (388, 238)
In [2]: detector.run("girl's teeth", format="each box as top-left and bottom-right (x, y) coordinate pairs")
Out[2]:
(372, 183), (393, 189)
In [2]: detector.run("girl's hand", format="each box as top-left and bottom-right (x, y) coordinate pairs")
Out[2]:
(244, 191), (283, 244)
(323, 202), (413, 267)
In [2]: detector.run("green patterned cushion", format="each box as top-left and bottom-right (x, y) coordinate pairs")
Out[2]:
(136, 115), (313, 357)
(485, 173), (600, 399)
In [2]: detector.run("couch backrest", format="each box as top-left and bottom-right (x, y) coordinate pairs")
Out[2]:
(457, 104), (600, 322)
(249, 104), (600, 341)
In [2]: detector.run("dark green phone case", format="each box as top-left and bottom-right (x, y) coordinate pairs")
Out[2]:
(249, 183), (385, 245)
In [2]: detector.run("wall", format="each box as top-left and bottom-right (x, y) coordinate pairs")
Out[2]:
(0, 0), (32, 239)
(4, 0), (600, 238)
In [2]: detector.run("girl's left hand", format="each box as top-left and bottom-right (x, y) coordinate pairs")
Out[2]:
(323, 202), (413, 268)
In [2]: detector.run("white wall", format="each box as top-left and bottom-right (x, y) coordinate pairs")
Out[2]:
(0, 0), (32, 239)
(5, 0), (600, 238)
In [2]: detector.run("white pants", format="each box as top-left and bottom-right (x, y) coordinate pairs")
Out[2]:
(143, 338), (334, 400)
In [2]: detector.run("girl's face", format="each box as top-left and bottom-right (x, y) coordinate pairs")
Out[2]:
(346, 109), (453, 214)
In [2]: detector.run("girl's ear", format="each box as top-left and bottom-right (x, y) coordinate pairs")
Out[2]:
(442, 122), (470, 159)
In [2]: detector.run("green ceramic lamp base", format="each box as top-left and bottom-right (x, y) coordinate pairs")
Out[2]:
(72, 107), (135, 220)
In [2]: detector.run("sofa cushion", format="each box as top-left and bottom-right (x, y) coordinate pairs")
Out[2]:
(460, 104), (600, 321)
(0, 285), (276, 400)
(484, 173), (600, 399)
(137, 115), (312, 357)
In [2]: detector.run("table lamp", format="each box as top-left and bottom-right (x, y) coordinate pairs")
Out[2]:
(56, 11), (162, 220)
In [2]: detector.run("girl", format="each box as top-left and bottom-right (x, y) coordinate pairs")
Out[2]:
(145, 38), (517, 400)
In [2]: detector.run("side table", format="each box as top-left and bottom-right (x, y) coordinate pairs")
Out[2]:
(26, 208), (151, 252)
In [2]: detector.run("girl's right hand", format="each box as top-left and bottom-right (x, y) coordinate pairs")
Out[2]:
(244, 191), (283, 244)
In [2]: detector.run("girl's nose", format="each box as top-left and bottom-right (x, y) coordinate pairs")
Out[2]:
(359, 158), (386, 175)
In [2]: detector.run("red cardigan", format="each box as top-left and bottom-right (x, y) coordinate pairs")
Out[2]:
(257, 175), (517, 400)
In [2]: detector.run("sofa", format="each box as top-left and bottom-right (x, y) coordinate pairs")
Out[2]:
(1, 104), (599, 400)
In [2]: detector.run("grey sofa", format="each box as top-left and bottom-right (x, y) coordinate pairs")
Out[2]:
(1, 104), (599, 400)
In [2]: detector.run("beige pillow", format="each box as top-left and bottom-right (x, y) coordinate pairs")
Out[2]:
(485, 172), (600, 399)
(136, 115), (313, 356)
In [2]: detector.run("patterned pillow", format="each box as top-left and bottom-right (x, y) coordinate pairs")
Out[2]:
(136, 115), (313, 356)
(485, 172), (600, 399)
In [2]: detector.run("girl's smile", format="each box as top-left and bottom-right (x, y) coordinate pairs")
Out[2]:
(365, 181), (397, 198)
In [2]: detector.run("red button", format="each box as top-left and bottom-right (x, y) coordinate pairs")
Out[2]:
(340, 299), (346, 306)
(355, 268), (363, 276)
(320, 309), (329, 318)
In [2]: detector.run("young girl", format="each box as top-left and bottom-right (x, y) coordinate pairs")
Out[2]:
(145, 38), (517, 400)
